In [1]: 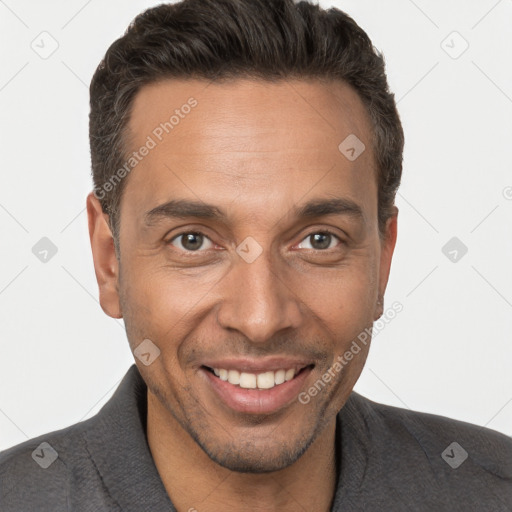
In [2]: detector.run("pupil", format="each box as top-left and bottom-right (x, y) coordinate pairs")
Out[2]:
(311, 233), (330, 250)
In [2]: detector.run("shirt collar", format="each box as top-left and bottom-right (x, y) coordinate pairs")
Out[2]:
(83, 364), (176, 511)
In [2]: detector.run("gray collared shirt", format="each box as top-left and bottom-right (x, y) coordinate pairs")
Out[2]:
(1, 364), (511, 511)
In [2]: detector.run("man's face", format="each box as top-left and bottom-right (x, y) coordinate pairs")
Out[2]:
(92, 78), (397, 472)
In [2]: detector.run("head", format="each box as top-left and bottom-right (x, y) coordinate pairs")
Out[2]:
(87, 0), (403, 473)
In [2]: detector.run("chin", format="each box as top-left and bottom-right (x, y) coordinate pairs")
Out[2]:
(195, 436), (315, 474)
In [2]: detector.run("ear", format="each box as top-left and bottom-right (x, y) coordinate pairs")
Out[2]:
(374, 206), (398, 321)
(86, 192), (122, 319)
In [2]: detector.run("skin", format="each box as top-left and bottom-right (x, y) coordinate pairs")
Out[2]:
(87, 78), (398, 512)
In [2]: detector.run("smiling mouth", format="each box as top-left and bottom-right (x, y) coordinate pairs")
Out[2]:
(202, 365), (314, 390)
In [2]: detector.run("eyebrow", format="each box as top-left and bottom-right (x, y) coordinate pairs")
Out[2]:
(143, 197), (365, 227)
(294, 197), (364, 221)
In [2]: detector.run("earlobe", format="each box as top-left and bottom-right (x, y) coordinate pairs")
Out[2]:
(374, 207), (398, 321)
(86, 192), (123, 319)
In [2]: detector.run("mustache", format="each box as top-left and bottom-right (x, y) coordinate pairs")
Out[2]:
(181, 335), (331, 365)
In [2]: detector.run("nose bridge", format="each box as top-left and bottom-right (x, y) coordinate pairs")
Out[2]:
(216, 245), (302, 343)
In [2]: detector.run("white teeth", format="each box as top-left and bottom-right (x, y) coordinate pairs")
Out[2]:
(239, 372), (257, 389)
(257, 371), (275, 389)
(285, 369), (296, 382)
(227, 370), (240, 385)
(211, 367), (302, 389)
(274, 369), (286, 385)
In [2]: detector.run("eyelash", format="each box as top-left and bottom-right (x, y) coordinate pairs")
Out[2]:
(165, 229), (344, 253)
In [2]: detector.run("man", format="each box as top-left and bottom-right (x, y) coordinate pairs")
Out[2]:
(1, 0), (511, 510)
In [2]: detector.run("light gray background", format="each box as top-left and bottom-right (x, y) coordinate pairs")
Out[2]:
(1, 0), (511, 450)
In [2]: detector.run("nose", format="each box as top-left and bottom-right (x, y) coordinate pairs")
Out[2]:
(216, 247), (303, 344)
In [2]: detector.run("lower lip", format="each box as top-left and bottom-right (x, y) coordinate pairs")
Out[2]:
(201, 366), (313, 415)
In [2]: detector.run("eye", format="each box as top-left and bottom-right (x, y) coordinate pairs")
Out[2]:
(296, 231), (342, 251)
(167, 231), (214, 252)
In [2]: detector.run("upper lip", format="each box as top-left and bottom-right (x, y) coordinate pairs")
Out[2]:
(201, 357), (313, 373)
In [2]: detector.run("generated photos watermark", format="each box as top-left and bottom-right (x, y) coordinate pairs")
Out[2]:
(93, 97), (198, 201)
(298, 300), (403, 405)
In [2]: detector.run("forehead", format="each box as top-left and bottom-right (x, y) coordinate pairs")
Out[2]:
(128, 77), (373, 152)
(122, 78), (377, 226)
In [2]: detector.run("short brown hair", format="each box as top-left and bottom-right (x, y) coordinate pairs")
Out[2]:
(89, 0), (404, 256)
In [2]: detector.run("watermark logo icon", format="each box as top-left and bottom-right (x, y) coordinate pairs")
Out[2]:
(441, 441), (468, 469)
(30, 31), (59, 60)
(338, 134), (366, 162)
(441, 236), (468, 263)
(441, 31), (469, 60)
(134, 338), (161, 366)
(236, 236), (263, 263)
(32, 442), (58, 469)
(32, 237), (58, 263)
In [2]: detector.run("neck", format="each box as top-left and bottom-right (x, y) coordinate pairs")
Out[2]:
(146, 390), (338, 512)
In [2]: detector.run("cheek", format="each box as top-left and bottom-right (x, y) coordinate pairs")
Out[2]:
(118, 263), (176, 350)
(122, 261), (196, 320)
(119, 269), (191, 394)
(119, 259), (224, 364)
(296, 257), (377, 329)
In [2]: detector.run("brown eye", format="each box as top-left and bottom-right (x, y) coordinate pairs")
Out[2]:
(297, 231), (341, 251)
(168, 232), (214, 252)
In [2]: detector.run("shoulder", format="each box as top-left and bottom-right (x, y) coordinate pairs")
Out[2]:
(0, 365), (145, 511)
(338, 391), (512, 509)
(0, 415), (104, 511)
(346, 391), (512, 476)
